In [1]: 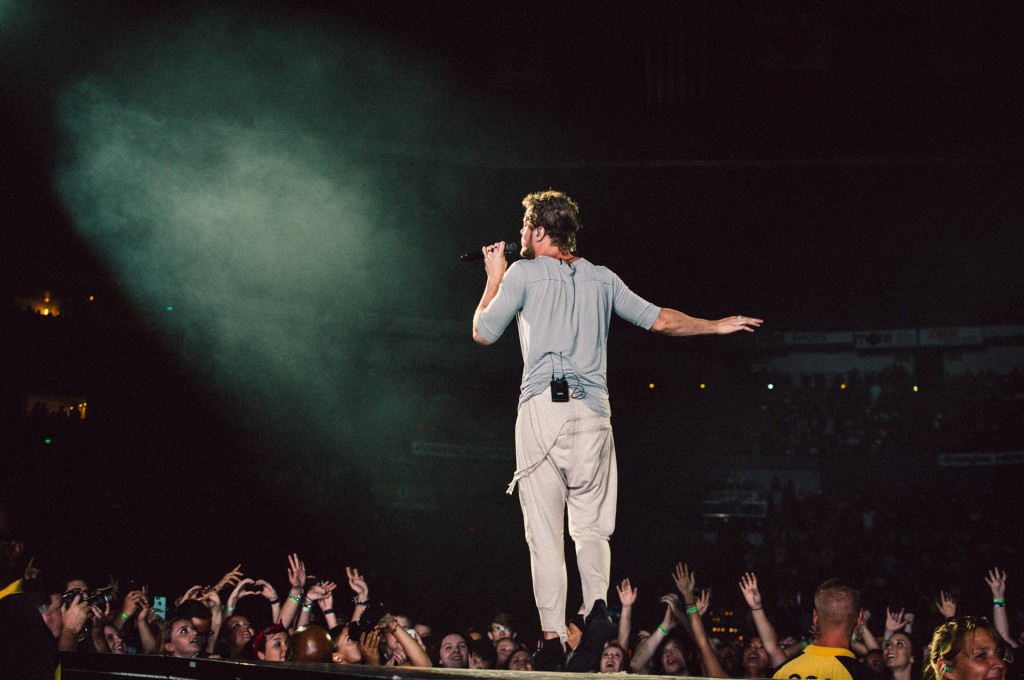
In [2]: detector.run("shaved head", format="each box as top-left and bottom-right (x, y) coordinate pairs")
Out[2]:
(814, 579), (860, 632)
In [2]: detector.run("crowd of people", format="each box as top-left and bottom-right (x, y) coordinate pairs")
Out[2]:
(1, 498), (1018, 680)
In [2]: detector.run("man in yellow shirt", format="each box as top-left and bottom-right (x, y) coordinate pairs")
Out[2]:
(773, 579), (884, 680)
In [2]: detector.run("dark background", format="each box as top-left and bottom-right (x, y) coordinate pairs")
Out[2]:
(2, 0), (1022, 641)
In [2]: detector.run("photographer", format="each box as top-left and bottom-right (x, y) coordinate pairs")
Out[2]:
(0, 503), (59, 680)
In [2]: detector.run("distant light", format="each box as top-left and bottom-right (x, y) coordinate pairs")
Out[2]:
(648, 383), (655, 389)
(767, 383), (774, 390)
(913, 385), (919, 392)
(166, 306), (174, 311)
(88, 295), (95, 302)
(699, 383), (706, 390)
(840, 383), (847, 390)
(43, 438), (52, 444)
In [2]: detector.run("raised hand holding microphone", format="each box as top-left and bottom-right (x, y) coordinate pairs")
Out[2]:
(459, 241), (518, 261)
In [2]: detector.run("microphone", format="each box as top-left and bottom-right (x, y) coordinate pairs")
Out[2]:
(459, 242), (518, 261)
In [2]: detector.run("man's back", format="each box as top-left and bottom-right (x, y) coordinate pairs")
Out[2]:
(773, 644), (883, 680)
(476, 256), (659, 416)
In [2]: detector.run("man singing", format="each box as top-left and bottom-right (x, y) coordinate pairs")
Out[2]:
(472, 190), (762, 658)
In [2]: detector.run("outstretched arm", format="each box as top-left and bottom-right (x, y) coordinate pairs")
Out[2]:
(278, 553), (306, 628)
(381, 615), (432, 667)
(739, 572), (788, 668)
(854, 610), (879, 653)
(617, 578), (637, 648)
(650, 310), (762, 336)
(674, 562), (727, 678)
(986, 568), (1019, 648)
(631, 597), (678, 673)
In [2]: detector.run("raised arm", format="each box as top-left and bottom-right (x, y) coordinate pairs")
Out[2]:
(674, 562), (727, 678)
(631, 596), (679, 673)
(854, 609), (879, 653)
(883, 607), (910, 644)
(739, 572), (788, 668)
(472, 242), (509, 345)
(650, 310), (762, 336)
(278, 553), (306, 629)
(381, 615), (432, 667)
(135, 590), (158, 655)
(986, 568), (1019, 648)
(936, 591), (957, 620)
(617, 578), (637, 648)
(347, 567), (370, 622)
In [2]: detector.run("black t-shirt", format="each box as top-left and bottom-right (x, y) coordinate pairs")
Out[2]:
(0, 586), (59, 680)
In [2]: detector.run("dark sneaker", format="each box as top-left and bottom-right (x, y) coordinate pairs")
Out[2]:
(565, 600), (617, 672)
(533, 636), (566, 672)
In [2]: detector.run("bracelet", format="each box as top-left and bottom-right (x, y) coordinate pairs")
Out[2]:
(301, 604), (314, 612)
(267, 598), (279, 606)
(750, 606), (763, 611)
(993, 598), (1006, 605)
(657, 624), (669, 635)
(287, 595), (301, 604)
(852, 635), (860, 642)
(117, 612), (130, 622)
(352, 598), (370, 606)
(322, 608), (335, 616)
(994, 602), (1006, 608)
(800, 640), (809, 648)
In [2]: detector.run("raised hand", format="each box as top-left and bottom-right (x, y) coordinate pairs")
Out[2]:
(306, 580), (337, 602)
(121, 590), (146, 619)
(885, 607), (909, 634)
(696, 589), (710, 616)
(617, 578), (638, 607)
(248, 579), (276, 606)
(177, 585), (203, 606)
(660, 593), (685, 626)
(937, 591), (957, 619)
(136, 589), (151, 621)
(986, 568), (1008, 600)
(739, 572), (763, 609)
(214, 564), (244, 593)
(347, 567), (369, 602)
(287, 554), (306, 589)
(672, 562), (697, 603)
(23, 556), (40, 581)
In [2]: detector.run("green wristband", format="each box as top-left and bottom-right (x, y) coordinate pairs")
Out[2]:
(117, 612), (130, 622)
(287, 595), (301, 604)
(686, 605), (699, 615)
(657, 624), (669, 635)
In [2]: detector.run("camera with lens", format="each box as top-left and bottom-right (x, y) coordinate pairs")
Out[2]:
(62, 585), (116, 609)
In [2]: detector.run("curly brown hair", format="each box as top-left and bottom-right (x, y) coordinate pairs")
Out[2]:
(522, 190), (582, 254)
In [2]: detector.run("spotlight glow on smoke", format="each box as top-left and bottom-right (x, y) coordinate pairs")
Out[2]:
(55, 7), (527, 491)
